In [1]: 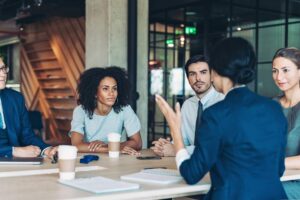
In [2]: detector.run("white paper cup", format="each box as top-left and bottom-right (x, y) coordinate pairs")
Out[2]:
(108, 133), (121, 158)
(58, 145), (78, 180)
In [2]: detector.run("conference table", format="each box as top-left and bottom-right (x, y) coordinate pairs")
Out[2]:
(0, 150), (299, 200)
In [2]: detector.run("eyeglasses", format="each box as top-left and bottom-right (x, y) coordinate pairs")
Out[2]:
(0, 66), (9, 74)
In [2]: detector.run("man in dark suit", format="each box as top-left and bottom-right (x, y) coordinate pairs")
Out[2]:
(0, 57), (56, 158)
(156, 38), (287, 199)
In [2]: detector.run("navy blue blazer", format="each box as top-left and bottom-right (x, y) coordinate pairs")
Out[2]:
(0, 88), (49, 157)
(180, 87), (287, 200)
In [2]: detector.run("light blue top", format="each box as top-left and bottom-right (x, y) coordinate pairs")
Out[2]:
(181, 86), (224, 153)
(70, 105), (141, 143)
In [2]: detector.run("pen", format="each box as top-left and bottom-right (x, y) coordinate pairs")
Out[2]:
(51, 152), (58, 164)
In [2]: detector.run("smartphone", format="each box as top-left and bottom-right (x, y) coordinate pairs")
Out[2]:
(136, 156), (161, 160)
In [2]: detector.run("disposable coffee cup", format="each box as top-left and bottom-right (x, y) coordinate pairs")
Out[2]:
(108, 133), (121, 158)
(58, 145), (78, 180)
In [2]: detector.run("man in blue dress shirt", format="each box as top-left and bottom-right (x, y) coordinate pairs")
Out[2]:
(151, 55), (224, 156)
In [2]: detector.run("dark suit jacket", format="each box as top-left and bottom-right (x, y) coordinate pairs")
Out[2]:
(180, 87), (287, 200)
(0, 88), (49, 157)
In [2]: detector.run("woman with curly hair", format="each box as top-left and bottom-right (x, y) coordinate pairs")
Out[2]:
(70, 66), (142, 155)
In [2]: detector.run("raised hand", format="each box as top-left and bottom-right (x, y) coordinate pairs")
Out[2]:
(155, 95), (185, 152)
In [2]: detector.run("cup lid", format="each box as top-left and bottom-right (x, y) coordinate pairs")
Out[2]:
(107, 133), (121, 141)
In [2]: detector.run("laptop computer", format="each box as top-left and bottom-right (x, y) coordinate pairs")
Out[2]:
(0, 157), (43, 165)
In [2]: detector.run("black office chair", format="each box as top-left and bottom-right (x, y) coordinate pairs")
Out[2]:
(28, 111), (44, 139)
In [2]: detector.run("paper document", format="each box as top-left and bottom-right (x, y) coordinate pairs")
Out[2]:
(0, 166), (105, 178)
(121, 168), (182, 184)
(59, 176), (140, 194)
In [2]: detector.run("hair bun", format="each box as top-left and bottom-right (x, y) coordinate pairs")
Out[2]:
(236, 68), (254, 84)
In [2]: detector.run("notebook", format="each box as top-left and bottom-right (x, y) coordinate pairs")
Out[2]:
(59, 176), (140, 194)
(120, 168), (183, 185)
(0, 157), (43, 165)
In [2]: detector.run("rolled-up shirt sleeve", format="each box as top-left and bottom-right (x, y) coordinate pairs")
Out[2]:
(175, 148), (190, 169)
(123, 106), (141, 137)
(70, 106), (85, 136)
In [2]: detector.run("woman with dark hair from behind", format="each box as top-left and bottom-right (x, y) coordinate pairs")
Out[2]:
(155, 37), (287, 199)
(70, 66), (142, 155)
(272, 47), (300, 199)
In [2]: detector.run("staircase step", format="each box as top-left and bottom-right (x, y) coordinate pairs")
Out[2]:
(33, 66), (61, 71)
(47, 98), (77, 108)
(55, 116), (72, 120)
(47, 95), (75, 99)
(26, 47), (52, 54)
(45, 90), (74, 95)
(38, 76), (66, 80)
(43, 89), (74, 97)
(24, 37), (51, 53)
(25, 39), (48, 45)
(42, 85), (70, 90)
(51, 105), (75, 110)
(30, 57), (57, 63)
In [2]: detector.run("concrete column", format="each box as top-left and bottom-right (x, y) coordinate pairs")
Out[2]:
(136, 0), (149, 148)
(86, 0), (148, 148)
(86, 0), (127, 68)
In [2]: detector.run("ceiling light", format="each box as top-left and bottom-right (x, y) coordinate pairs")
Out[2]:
(185, 11), (196, 16)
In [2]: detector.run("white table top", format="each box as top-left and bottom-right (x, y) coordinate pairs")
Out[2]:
(0, 150), (298, 200)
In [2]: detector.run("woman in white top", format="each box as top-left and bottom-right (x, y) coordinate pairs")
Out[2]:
(70, 67), (142, 155)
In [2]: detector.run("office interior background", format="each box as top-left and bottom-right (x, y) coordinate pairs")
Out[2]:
(0, 0), (299, 147)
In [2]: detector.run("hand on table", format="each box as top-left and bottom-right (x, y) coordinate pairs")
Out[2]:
(13, 145), (41, 157)
(88, 140), (106, 152)
(43, 146), (58, 159)
(121, 146), (141, 156)
(151, 138), (175, 157)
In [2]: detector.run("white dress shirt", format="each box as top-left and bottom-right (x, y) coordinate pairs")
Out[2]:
(181, 86), (224, 154)
(0, 97), (6, 129)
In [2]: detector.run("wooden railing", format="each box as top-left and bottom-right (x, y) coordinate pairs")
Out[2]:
(20, 45), (60, 140)
(19, 16), (85, 143)
(44, 17), (85, 93)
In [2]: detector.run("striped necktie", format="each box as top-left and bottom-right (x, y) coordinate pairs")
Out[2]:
(194, 101), (203, 145)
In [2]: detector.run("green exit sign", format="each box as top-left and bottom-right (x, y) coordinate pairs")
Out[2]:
(185, 26), (197, 35)
(175, 26), (197, 35)
(166, 39), (174, 45)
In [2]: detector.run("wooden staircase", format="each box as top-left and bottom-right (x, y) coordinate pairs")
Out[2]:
(20, 17), (85, 144)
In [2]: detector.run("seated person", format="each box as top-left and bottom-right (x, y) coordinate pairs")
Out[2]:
(151, 55), (224, 156)
(155, 37), (287, 199)
(272, 47), (300, 199)
(0, 57), (56, 158)
(70, 67), (142, 155)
